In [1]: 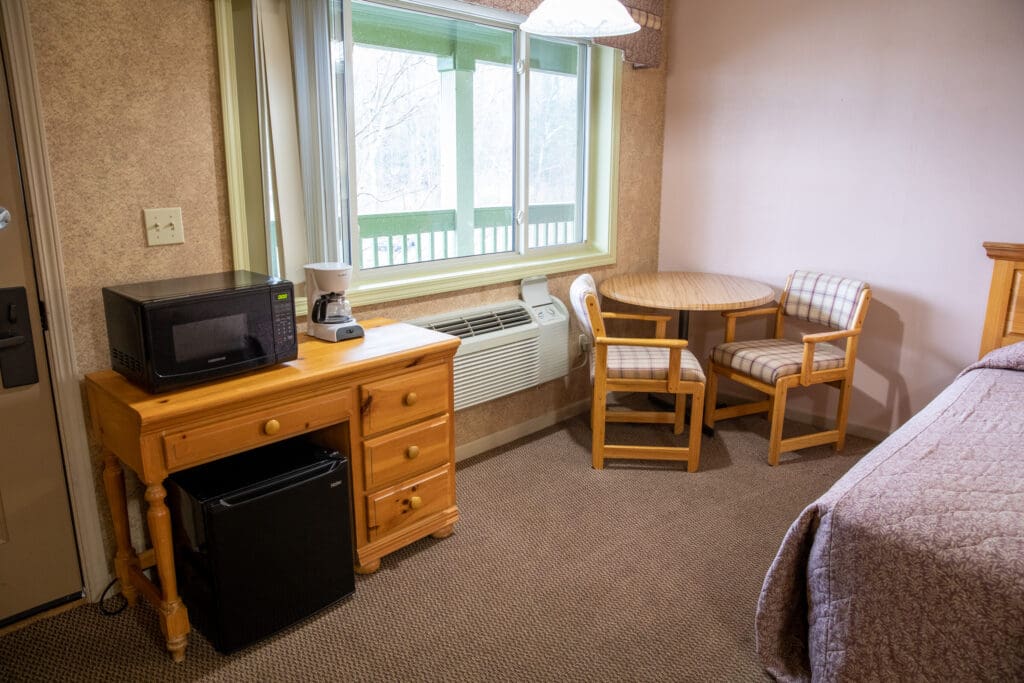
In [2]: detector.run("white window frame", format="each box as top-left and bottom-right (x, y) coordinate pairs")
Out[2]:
(216, 0), (622, 311)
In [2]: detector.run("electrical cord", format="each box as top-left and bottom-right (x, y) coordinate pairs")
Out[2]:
(569, 335), (591, 371)
(98, 576), (128, 616)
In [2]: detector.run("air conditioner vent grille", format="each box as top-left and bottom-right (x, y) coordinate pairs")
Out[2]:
(421, 305), (532, 340)
(409, 297), (568, 410)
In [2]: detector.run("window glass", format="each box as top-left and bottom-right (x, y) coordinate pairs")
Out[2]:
(472, 60), (515, 256)
(528, 37), (584, 248)
(349, 1), (515, 269)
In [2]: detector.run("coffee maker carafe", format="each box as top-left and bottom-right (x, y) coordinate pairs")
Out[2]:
(304, 262), (364, 342)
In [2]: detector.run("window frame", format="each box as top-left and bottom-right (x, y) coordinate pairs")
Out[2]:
(215, 0), (621, 311)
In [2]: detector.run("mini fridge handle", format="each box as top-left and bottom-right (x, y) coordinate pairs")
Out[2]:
(215, 459), (341, 509)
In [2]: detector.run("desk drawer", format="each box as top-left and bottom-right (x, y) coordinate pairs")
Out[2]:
(163, 391), (352, 471)
(360, 364), (450, 435)
(364, 414), (450, 490)
(366, 466), (451, 541)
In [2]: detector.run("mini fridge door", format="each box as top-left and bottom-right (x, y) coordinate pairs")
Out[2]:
(169, 442), (354, 653)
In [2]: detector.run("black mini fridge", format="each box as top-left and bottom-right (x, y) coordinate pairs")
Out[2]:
(167, 438), (355, 653)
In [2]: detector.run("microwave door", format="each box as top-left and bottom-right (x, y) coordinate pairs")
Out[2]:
(146, 291), (274, 380)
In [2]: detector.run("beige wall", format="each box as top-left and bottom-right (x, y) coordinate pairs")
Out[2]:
(660, 0), (1024, 434)
(28, 1), (233, 376)
(25, 1), (666, 560)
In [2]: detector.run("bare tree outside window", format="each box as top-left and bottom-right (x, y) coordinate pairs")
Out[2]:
(347, 1), (585, 270)
(352, 46), (441, 214)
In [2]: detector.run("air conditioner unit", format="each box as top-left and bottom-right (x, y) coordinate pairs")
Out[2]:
(408, 292), (569, 411)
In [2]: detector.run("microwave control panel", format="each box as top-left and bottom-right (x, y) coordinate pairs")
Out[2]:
(270, 283), (298, 358)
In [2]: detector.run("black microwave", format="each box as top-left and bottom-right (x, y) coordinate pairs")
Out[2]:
(102, 271), (297, 393)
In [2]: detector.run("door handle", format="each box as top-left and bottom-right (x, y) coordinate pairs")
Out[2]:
(0, 287), (39, 388)
(0, 207), (10, 230)
(0, 334), (26, 350)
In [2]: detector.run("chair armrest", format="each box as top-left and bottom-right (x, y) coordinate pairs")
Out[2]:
(799, 329), (859, 384)
(722, 305), (779, 342)
(601, 312), (673, 339)
(801, 328), (859, 344)
(594, 335), (689, 349)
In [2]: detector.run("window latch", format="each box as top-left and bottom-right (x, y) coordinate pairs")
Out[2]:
(515, 58), (525, 75)
(516, 209), (525, 225)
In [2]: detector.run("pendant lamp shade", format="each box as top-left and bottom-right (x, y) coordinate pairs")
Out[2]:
(520, 0), (641, 38)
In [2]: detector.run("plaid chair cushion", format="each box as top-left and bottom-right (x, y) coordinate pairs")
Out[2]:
(607, 345), (706, 383)
(711, 338), (845, 385)
(784, 271), (867, 330)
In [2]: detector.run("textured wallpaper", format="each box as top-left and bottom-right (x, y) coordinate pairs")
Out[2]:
(28, 0), (232, 377)
(26, 0), (667, 567)
(27, 0), (233, 564)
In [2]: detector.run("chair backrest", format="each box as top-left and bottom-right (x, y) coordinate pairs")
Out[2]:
(569, 273), (605, 340)
(783, 270), (868, 331)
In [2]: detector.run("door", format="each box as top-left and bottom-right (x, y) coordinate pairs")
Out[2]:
(0, 36), (82, 624)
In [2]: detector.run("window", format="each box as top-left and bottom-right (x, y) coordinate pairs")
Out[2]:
(348, 2), (519, 269)
(217, 0), (622, 308)
(345, 1), (589, 272)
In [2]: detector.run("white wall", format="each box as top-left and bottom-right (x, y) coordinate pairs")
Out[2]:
(660, 0), (1024, 434)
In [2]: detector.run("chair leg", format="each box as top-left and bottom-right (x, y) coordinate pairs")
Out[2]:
(687, 386), (705, 473)
(703, 368), (719, 430)
(673, 392), (686, 435)
(767, 383), (789, 467)
(591, 387), (607, 470)
(835, 377), (852, 451)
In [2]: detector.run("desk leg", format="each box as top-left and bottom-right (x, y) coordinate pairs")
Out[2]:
(101, 451), (138, 606)
(144, 482), (190, 662)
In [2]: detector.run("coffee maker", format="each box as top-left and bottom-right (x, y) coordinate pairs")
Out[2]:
(304, 262), (364, 342)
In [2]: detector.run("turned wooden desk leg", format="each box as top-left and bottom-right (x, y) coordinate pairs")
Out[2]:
(101, 451), (138, 606)
(145, 482), (190, 662)
(354, 559), (381, 575)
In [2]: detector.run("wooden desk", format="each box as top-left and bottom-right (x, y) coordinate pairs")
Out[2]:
(85, 320), (460, 662)
(599, 271), (774, 337)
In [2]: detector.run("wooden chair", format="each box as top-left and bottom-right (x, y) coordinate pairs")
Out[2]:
(703, 271), (872, 466)
(569, 274), (706, 471)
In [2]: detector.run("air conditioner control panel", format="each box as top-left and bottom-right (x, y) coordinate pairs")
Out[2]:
(533, 302), (565, 324)
(520, 276), (569, 384)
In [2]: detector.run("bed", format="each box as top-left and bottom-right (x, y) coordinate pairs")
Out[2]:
(755, 242), (1024, 681)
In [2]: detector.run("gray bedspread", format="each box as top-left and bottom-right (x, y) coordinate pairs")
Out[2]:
(756, 343), (1024, 681)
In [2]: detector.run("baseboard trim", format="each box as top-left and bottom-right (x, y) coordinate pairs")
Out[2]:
(455, 399), (589, 462)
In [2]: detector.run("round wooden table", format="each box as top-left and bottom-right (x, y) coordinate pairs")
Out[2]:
(599, 271), (775, 338)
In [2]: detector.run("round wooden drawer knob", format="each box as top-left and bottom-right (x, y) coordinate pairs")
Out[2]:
(404, 392), (418, 406)
(263, 419), (281, 435)
(409, 495), (423, 510)
(406, 445), (420, 459)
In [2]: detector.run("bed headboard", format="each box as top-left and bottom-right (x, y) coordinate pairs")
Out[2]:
(979, 241), (1024, 358)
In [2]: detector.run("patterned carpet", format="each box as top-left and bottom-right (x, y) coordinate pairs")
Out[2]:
(0, 413), (873, 682)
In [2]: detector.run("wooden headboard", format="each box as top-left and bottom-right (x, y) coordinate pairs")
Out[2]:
(979, 241), (1024, 358)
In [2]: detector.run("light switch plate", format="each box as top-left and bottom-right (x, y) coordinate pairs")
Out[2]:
(144, 207), (184, 246)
